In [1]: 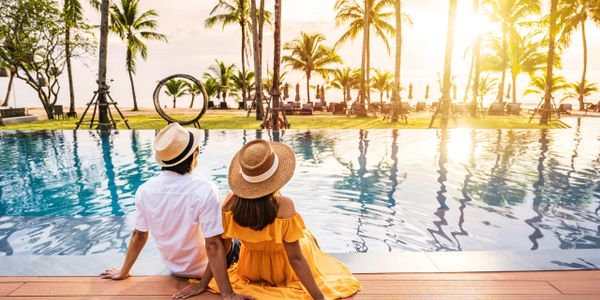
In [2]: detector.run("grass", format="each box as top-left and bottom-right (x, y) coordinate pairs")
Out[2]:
(0, 113), (568, 130)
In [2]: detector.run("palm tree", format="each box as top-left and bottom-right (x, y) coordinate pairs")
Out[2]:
(330, 67), (361, 104)
(164, 79), (187, 108)
(478, 74), (498, 104)
(437, 0), (459, 128)
(63, 0), (83, 114)
(483, 0), (541, 104)
(204, 77), (219, 100)
(562, 80), (598, 105)
(250, 0), (267, 120)
(231, 70), (255, 104)
(471, 0), (482, 117)
(371, 69), (393, 103)
(111, 0), (167, 111)
(205, 0), (271, 109)
(524, 74), (567, 96)
(184, 82), (203, 109)
(391, 0), (405, 122)
(507, 32), (546, 103)
(204, 60), (236, 104)
(282, 32), (342, 103)
(335, 0), (405, 105)
(558, 0), (600, 111)
(541, 0), (558, 124)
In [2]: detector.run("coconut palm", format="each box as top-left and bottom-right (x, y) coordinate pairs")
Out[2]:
(561, 80), (598, 104)
(524, 74), (567, 96)
(184, 82), (203, 109)
(250, 0), (267, 120)
(63, 0), (83, 114)
(204, 60), (236, 104)
(330, 67), (360, 103)
(282, 32), (342, 103)
(371, 69), (393, 103)
(478, 74), (498, 104)
(471, 0), (482, 117)
(436, 0), (459, 128)
(483, 0), (541, 103)
(111, 0), (167, 111)
(205, 0), (271, 109)
(334, 0), (409, 105)
(231, 70), (255, 102)
(558, 0), (600, 111)
(507, 32), (546, 103)
(541, 0), (559, 124)
(164, 79), (187, 108)
(204, 77), (219, 100)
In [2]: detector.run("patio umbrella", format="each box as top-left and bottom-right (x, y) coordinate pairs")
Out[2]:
(425, 84), (430, 100)
(283, 82), (289, 100)
(386, 87), (390, 101)
(321, 86), (326, 105)
(506, 84), (511, 101)
(408, 83), (413, 100)
(316, 84), (321, 100)
(295, 83), (301, 102)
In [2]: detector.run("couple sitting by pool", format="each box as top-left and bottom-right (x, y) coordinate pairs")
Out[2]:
(100, 123), (361, 300)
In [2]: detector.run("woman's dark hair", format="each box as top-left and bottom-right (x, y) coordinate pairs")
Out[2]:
(162, 148), (199, 175)
(231, 194), (278, 231)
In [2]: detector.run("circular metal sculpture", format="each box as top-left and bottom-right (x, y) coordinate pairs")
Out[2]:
(153, 74), (208, 128)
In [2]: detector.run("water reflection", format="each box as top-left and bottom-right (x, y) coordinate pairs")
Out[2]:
(1, 119), (600, 255)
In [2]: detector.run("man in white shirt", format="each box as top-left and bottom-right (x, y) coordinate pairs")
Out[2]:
(101, 123), (249, 300)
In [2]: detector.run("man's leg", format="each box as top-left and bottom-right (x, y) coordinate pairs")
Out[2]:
(226, 239), (241, 268)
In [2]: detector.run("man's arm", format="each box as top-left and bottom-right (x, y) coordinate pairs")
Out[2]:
(100, 229), (148, 280)
(204, 236), (236, 298)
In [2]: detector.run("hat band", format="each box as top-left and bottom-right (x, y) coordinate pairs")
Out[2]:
(161, 132), (195, 165)
(241, 154), (279, 183)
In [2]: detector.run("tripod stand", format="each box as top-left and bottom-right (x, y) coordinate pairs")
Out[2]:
(528, 97), (560, 124)
(75, 82), (130, 130)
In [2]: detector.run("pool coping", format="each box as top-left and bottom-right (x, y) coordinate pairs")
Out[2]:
(1, 249), (598, 276)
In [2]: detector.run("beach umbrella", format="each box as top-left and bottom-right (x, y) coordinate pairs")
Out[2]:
(408, 83), (413, 100)
(506, 84), (511, 101)
(0, 67), (10, 77)
(321, 86), (326, 104)
(425, 84), (430, 100)
(283, 82), (289, 100)
(316, 84), (321, 100)
(295, 83), (301, 102)
(453, 84), (457, 100)
(386, 87), (390, 100)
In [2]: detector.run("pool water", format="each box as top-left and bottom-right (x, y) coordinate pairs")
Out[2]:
(1, 118), (599, 256)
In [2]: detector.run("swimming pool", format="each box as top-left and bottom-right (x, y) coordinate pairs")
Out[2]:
(1, 118), (599, 256)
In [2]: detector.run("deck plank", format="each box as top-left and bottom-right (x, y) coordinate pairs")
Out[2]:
(359, 280), (560, 295)
(548, 280), (600, 295)
(0, 283), (22, 296)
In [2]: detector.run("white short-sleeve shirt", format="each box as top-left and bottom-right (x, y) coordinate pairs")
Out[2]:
(134, 171), (223, 277)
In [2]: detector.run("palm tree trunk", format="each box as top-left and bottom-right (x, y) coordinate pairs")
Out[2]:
(511, 73), (517, 104)
(251, 0), (264, 120)
(65, 26), (76, 113)
(241, 19), (248, 110)
(440, 0), (458, 128)
(2, 72), (15, 107)
(189, 94), (195, 109)
(306, 73), (311, 103)
(541, 0), (558, 124)
(366, 30), (371, 106)
(96, 0), (111, 130)
(579, 19), (587, 111)
(497, 28), (508, 105)
(471, 0), (480, 117)
(173, 96), (177, 108)
(358, 0), (370, 116)
(272, 0), (282, 131)
(391, 0), (402, 122)
(126, 49), (139, 111)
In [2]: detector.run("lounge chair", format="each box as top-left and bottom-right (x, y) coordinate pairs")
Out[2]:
(488, 102), (504, 116)
(327, 102), (335, 112)
(333, 103), (346, 115)
(52, 105), (65, 120)
(314, 102), (324, 112)
(416, 102), (426, 112)
(301, 103), (314, 115)
(506, 103), (521, 115)
(208, 101), (215, 109)
(283, 103), (294, 116)
(401, 102), (411, 114)
(219, 101), (228, 109)
(453, 103), (468, 115)
(381, 104), (391, 120)
(558, 103), (572, 115)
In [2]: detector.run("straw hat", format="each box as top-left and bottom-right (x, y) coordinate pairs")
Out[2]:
(154, 123), (203, 167)
(229, 140), (296, 199)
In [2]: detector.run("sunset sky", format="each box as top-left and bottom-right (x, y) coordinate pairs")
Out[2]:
(5, 0), (600, 109)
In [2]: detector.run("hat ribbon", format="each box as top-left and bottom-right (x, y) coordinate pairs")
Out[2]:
(241, 154), (280, 183)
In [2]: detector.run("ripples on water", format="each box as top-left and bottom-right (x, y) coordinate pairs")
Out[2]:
(0, 118), (599, 255)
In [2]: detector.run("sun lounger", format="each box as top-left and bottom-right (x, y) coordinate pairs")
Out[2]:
(208, 101), (215, 109)
(52, 105), (65, 120)
(416, 102), (426, 112)
(488, 102), (504, 116)
(314, 102), (324, 112)
(283, 103), (294, 115)
(301, 103), (314, 115)
(333, 103), (346, 115)
(506, 103), (521, 115)
(219, 101), (228, 109)
(558, 103), (572, 115)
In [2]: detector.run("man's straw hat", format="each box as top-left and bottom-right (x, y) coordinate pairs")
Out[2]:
(154, 123), (202, 167)
(228, 140), (296, 199)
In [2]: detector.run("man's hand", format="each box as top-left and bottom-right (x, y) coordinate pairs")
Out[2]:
(172, 284), (207, 299)
(100, 268), (130, 280)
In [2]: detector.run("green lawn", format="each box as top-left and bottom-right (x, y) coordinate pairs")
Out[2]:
(0, 114), (568, 130)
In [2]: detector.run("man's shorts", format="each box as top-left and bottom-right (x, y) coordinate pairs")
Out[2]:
(226, 239), (241, 267)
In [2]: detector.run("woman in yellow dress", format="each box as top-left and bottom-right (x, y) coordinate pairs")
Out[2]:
(174, 140), (361, 300)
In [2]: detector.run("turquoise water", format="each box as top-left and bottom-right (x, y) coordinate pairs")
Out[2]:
(1, 118), (599, 255)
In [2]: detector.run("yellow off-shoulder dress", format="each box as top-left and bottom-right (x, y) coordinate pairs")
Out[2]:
(208, 211), (361, 299)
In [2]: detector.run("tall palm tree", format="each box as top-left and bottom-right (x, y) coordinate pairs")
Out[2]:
(483, 0), (541, 104)
(204, 60), (236, 104)
(524, 73), (567, 96)
(371, 69), (393, 103)
(250, 0), (267, 120)
(508, 32), (546, 103)
(164, 79), (187, 108)
(205, 0), (271, 109)
(111, 0), (167, 111)
(204, 77), (219, 100)
(184, 82), (203, 109)
(558, 0), (600, 111)
(562, 80), (598, 104)
(437, 0), (459, 128)
(471, 0), (482, 117)
(335, 0), (404, 105)
(231, 70), (255, 103)
(330, 67), (360, 103)
(63, 0), (83, 114)
(541, 0), (558, 124)
(391, 0), (404, 122)
(282, 32), (342, 103)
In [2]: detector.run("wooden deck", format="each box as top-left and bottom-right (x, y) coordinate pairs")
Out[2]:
(1, 271), (599, 299)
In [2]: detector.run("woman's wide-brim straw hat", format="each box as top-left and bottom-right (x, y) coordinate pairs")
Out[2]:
(154, 123), (203, 167)
(229, 140), (296, 199)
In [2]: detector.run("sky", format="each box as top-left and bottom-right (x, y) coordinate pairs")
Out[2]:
(4, 0), (600, 109)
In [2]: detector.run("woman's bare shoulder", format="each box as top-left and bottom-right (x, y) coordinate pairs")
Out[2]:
(276, 195), (297, 219)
